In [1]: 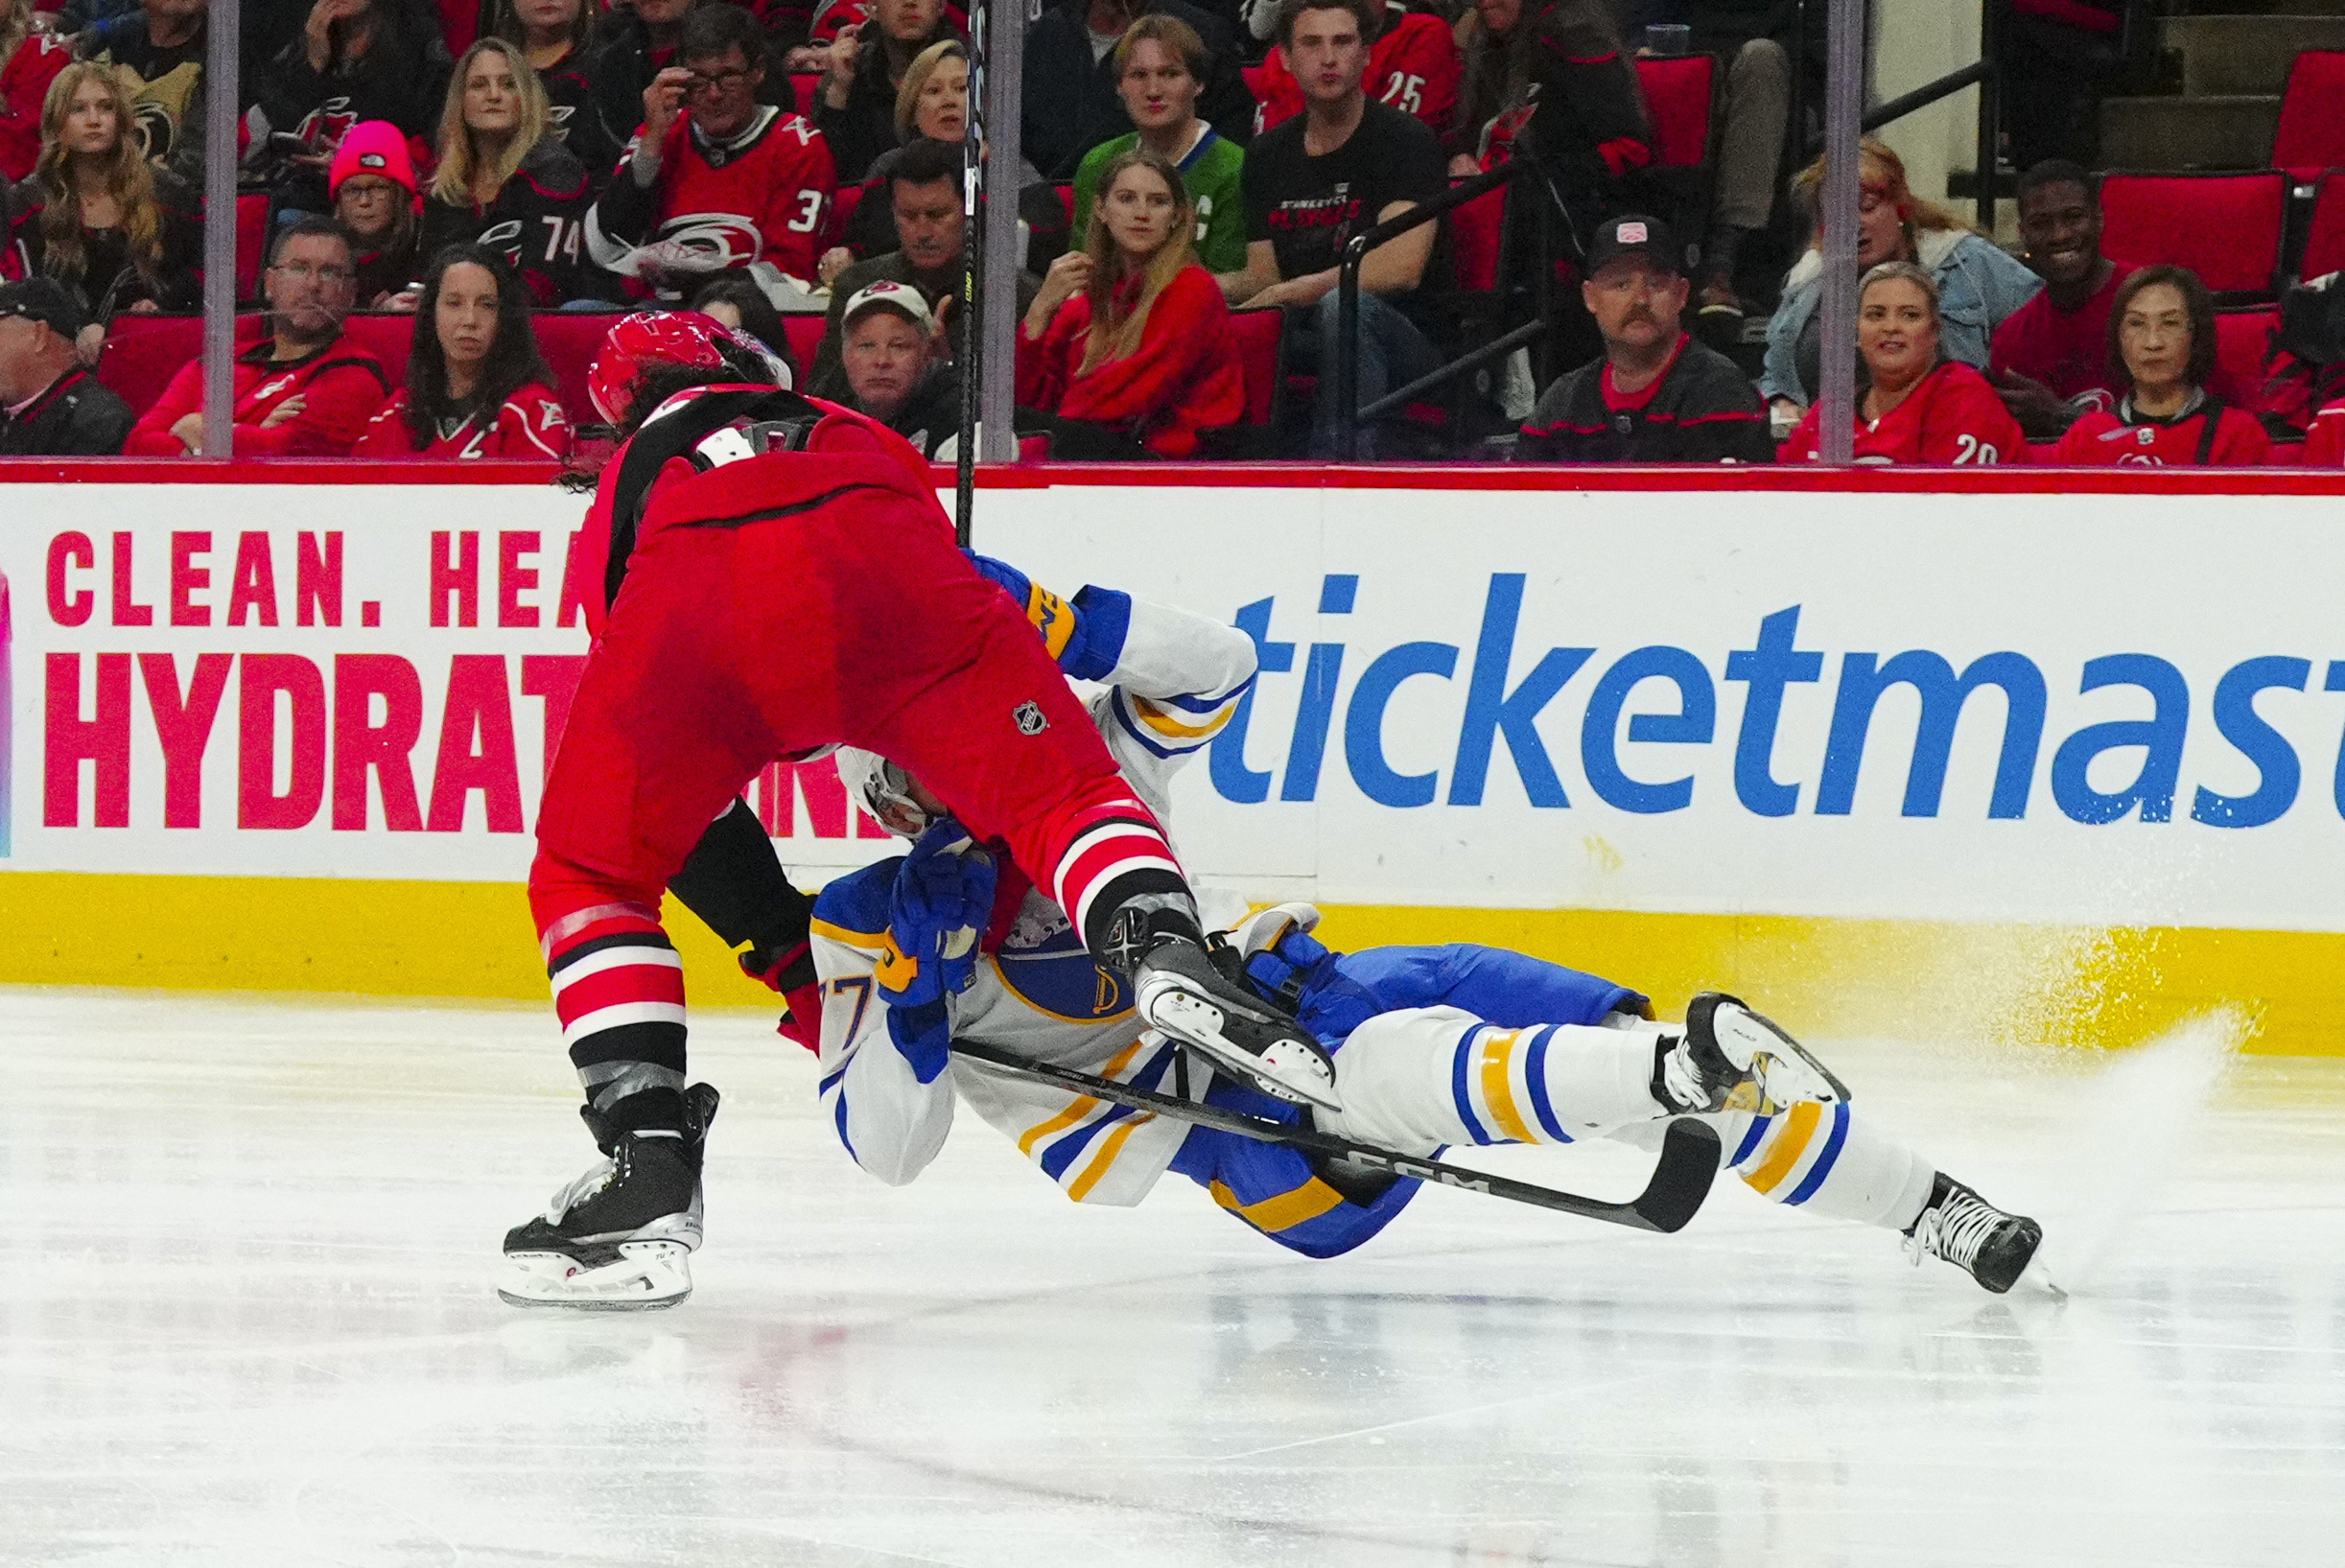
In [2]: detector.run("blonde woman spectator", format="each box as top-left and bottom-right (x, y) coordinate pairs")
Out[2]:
(2052, 264), (2270, 466)
(488, 0), (620, 181)
(816, 0), (957, 182)
(4, 60), (199, 321)
(0, 0), (71, 182)
(356, 245), (573, 458)
(418, 37), (596, 306)
(1763, 136), (2041, 426)
(1017, 148), (1242, 457)
(1778, 260), (2027, 464)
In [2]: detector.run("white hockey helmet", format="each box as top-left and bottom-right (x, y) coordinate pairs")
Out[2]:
(835, 746), (935, 839)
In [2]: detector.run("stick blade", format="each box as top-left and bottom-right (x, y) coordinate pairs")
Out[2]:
(1627, 1118), (1723, 1234)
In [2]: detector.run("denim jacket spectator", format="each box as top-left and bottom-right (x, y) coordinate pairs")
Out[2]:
(1760, 226), (2042, 405)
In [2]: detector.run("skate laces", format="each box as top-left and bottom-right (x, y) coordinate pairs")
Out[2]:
(1906, 1184), (2005, 1271)
(542, 1152), (619, 1223)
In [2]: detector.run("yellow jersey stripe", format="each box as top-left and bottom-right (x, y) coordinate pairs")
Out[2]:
(1028, 584), (1076, 660)
(810, 918), (885, 948)
(1016, 1039), (1146, 1156)
(1208, 1176), (1348, 1232)
(1478, 1029), (1537, 1144)
(1747, 1100), (1824, 1194)
(1066, 1112), (1154, 1202)
(1131, 696), (1232, 740)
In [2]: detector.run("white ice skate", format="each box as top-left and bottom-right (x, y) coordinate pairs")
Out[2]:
(1132, 936), (1341, 1112)
(1656, 993), (1848, 1117)
(499, 1086), (716, 1311)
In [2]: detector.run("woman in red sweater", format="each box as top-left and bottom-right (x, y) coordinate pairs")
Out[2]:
(1780, 262), (2028, 464)
(355, 245), (572, 459)
(2052, 265), (2270, 466)
(1014, 148), (1242, 459)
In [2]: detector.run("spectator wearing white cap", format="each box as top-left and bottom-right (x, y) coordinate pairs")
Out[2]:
(830, 277), (960, 455)
(0, 275), (132, 455)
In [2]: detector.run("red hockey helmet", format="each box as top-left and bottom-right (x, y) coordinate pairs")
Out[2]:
(586, 311), (791, 426)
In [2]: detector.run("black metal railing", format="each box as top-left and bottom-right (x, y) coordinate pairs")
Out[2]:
(1329, 158), (1550, 461)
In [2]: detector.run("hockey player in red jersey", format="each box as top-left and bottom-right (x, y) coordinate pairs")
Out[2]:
(584, 3), (836, 298)
(500, 312), (1339, 1308)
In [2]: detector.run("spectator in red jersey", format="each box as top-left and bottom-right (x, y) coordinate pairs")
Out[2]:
(1252, 0), (1460, 143)
(1020, 0), (1255, 179)
(2052, 265), (2270, 467)
(588, 0), (694, 156)
(815, 0), (958, 182)
(253, 0), (447, 219)
(1989, 160), (2131, 436)
(329, 121), (423, 307)
(0, 0), (73, 182)
(586, 1), (836, 296)
(5, 60), (200, 322)
(1779, 261), (2027, 465)
(0, 274), (132, 454)
(416, 38), (597, 306)
(1514, 213), (1771, 463)
(489, 0), (622, 180)
(832, 277), (961, 452)
(356, 244), (574, 458)
(1017, 148), (1243, 457)
(125, 216), (392, 456)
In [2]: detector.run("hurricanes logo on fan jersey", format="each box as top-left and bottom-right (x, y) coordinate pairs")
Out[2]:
(640, 213), (762, 275)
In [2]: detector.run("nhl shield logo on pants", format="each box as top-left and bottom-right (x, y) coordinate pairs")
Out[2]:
(1013, 700), (1048, 736)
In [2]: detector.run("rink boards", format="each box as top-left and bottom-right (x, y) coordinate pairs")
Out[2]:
(4, 461), (2344, 1054)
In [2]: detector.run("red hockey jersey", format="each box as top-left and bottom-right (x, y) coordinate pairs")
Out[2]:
(123, 334), (391, 456)
(2052, 398), (2272, 466)
(1778, 361), (2028, 465)
(2305, 398), (2345, 466)
(1014, 265), (1244, 457)
(1252, 12), (1460, 138)
(353, 382), (575, 460)
(0, 33), (71, 182)
(587, 105), (836, 294)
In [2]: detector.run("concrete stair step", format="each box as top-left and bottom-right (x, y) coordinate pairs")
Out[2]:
(2168, 14), (2345, 94)
(2099, 93), (2279, 170)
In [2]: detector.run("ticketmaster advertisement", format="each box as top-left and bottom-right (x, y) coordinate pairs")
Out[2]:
(2, 477), (2343, 969)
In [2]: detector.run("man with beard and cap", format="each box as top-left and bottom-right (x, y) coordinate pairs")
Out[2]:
(1515, 214), (1771, 462)
(1989, 160), (2135, 438)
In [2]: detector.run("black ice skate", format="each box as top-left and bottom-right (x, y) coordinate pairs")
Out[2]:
(1127, 927), (1341, 1112)
(1653, 993), (1850, 1116)
(499, 1083), (719, 1311)
(1903, 1172), (2044, 1294)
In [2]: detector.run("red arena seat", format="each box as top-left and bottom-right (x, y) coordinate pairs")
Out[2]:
(2099, 171), (2288, 297)
(2273, 49), (2345, 184)
(94, 314), (202, 416)
(2300, 170), (2345, 281)
(1449, 181), (1506, 294)
(529, 311), (627, 419)
(1229, 307), (1284, 427)
(1633, 53), (1716, 170)
(783, 311), (827, 371)
(235, 193), (269, 303)
(2213, 306), (2279, 401)
(339, 313), (416, 388)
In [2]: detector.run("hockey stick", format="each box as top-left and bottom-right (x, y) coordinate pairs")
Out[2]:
(950, 1039), (1723, 1233)
(952, 0), (988, 547)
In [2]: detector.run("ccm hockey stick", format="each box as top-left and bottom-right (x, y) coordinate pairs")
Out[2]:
(950, 1039), (1723, 1233)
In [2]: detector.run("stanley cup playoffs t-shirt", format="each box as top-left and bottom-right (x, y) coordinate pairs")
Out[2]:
(1242, 99), (1450, 337)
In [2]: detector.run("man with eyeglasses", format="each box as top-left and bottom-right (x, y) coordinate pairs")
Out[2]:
(125, 216), (391, 456)
(586, 2), (838, 299)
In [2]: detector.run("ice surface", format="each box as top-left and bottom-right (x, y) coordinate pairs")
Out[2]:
(4, 987), (2343, 1567)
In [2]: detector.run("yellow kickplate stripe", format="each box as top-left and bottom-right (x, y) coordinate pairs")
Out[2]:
(1478, 1028), (1537, 1144)
(1746, 1100), (1823, 1195)
(1208, 1176), (1348, 1233)
(3, 875), (2341, 1056)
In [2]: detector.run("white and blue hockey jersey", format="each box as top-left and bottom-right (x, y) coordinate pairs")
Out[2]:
(810, 576), (1258, 1205)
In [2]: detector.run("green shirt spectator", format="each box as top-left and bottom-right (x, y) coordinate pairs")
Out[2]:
(1067, 13), (1248, 278)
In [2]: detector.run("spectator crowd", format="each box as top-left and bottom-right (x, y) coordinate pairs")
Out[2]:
(2, 0), (2343, 468)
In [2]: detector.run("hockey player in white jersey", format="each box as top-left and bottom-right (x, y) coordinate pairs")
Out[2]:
(812, 561), (2045, 1292)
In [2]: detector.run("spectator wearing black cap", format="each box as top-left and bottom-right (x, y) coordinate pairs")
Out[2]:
(1516, 215), (1770, 462)
(0, 275), (132, 455)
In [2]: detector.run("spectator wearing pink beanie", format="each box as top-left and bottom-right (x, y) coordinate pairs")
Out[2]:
(328, 120), (423, 307)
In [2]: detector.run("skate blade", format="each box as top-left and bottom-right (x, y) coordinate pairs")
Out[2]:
(1159, 1018), (1343, 1112)
(499, 1239), (694, 1311)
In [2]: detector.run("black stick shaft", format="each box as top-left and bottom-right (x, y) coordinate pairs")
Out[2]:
(950, 1040), (1720, 1232)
